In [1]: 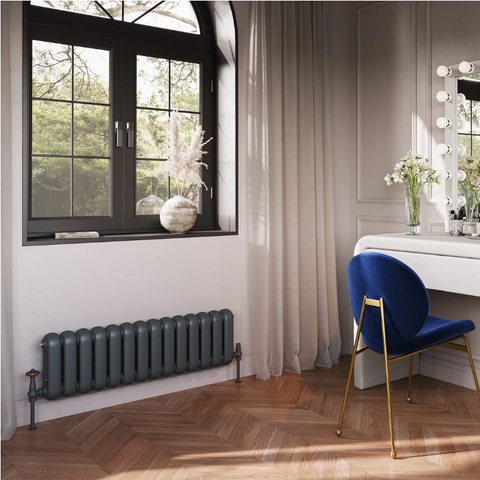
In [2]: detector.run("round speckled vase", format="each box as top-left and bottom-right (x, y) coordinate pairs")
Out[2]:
(160, 196), (198, 234)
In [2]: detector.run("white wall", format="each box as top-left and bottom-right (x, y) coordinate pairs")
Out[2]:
(4, 1), (255, 428)
(332, 1), (480, 387)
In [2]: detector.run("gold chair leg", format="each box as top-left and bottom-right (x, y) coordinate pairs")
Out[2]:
(380, 299), (396, 459)
(462, 335), (480, 401)
(407, 355), (413, 403)
(336, 296), (367, 437)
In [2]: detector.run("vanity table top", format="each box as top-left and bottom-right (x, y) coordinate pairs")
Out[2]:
(355, 233), (480, 260)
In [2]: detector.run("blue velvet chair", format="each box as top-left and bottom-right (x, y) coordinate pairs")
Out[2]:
(336, 251), (479, 459)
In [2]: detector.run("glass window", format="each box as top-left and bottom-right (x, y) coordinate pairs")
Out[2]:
(26, 1), (216, 239)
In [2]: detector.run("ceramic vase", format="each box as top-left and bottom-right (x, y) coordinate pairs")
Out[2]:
(160, 196), (198, 233)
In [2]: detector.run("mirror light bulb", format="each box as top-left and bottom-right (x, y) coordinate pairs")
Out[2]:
(458, 170), (466, 182)
(457, 119), (466, 130)
(458, 144), (466, 155)
(437, 143), (452, 155)
(459, 61), (475, 74)
(437, 65), (452, 77)
(436, 117), (452, 129)
(436, 196), (451, 207)
(457, 93), (466, 105)
(457, 195), (467, 207)
(436, 91), (452, 102)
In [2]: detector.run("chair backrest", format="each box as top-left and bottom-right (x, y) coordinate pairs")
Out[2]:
(348, 252), (429, 352)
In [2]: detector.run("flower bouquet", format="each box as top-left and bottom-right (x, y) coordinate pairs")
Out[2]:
(385, 151), (446, 235)
(458, 156), (480, 227)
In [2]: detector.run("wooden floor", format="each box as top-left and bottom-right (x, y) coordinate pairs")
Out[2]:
(2, 356), (480, 479)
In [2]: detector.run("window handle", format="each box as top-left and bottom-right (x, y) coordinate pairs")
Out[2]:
(126, 122), (134, 148)
(115, 121), (123, 147)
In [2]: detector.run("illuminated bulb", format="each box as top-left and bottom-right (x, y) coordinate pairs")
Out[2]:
(436, 117), (452, 128)
(458, 144), (466, 155)
(436, 196), (451, 207)
(457, 195), (467, 207)
(459, 61), (475, 74)
(436, 90), (452, 102)
(437, 143), (452, 155)
(437, 65), (452, 77)
(457, 119), (466, 130)
(458, 170), (466, 182)
(437, 170), (452, 181)
(445, 170), (452, 180)
(457, 93), (466, 105)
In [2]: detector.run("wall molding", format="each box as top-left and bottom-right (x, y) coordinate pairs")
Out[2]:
(420, 348), (480, 391)
(356, 215), (405, 240)
(426, 219), (445, 233)
(356, 2), (416, 205)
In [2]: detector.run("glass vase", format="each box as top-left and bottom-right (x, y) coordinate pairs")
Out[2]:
(460, 182), (480, 224)
(402, 183), (422, 235)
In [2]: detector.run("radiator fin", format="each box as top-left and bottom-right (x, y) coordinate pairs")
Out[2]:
(41, 309), (234, 401)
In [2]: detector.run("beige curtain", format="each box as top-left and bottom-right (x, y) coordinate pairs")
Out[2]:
(1, 1), (18, 440)
(246, 1), (341, 380)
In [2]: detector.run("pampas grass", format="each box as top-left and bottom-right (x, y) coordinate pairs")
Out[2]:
(157, 111), (212, 197)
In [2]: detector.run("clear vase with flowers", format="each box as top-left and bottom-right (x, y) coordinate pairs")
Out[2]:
(458, 156), (480, 233)
(385, 151), (447, 235)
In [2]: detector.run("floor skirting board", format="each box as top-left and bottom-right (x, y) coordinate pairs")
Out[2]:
(15, 353), (256, 427)
(420, 348), (480, 390)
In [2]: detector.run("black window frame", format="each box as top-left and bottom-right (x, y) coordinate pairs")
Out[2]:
(23, 1), (218, 242)
(458, 78), (480, 158)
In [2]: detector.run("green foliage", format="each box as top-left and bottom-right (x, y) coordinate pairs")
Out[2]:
(31, 40), (202, 217)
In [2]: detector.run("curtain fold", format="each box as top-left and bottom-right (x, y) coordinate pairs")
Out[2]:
(1, 1), (18, 440)
(247, 1), (341, 380)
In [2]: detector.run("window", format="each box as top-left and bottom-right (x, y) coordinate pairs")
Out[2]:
(457, 76), (480, 162)
(25, 1), (217, 240)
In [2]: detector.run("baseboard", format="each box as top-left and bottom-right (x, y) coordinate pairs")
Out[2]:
(16, 354), (256, 428)
(341, 335), (353, 355)
(420, 348), (480, 390)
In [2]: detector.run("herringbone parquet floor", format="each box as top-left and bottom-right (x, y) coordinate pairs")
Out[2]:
(2, 355), (480, 479)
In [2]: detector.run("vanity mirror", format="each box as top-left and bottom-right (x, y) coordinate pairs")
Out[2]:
(437, 61), (480, 231)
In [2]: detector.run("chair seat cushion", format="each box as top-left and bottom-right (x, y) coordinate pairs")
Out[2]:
(364, 315), (475, 356)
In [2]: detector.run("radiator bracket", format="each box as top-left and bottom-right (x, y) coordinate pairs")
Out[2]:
(235, 343), (242, 383)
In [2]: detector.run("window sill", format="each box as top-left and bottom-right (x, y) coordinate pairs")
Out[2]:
(24, 229), (238, 246)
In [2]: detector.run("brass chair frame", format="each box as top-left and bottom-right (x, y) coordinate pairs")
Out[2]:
(335, 295), (480, 459)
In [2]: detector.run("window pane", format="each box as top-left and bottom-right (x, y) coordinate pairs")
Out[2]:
(32, 41), (72, 100)
(32, 100), (71, 155)
(73, 158), (109, 216)
(135, 1), (200, 34)
(137, 56), (169, 109)
(458, 134), (471, 163)
(472, 101), (480, 135)
(74, 104), (110, 157)
(32, 157), (71, 217)
(136, 109), (168, 159)
(136, 160), (167, 215)
(73, 46), (110, 103)
(124, 0), (158, 22)
(171, 61), (200, 112)
(472, 135), (480, 159)
(177, 112), (200, 145)
(31, 1), (111, 18)
(458, 100), (471, 134)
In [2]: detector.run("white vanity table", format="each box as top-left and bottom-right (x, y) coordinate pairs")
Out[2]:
(353, 233), (480, 389)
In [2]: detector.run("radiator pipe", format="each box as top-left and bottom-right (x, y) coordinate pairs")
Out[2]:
(234, 343), (242, 383)
(26, 369), (44, 431)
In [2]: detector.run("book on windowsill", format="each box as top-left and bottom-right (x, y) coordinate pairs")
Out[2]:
(55, 231), (100, 239)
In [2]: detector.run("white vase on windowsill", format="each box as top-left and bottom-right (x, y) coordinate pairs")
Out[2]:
(160, 196), (198, 234)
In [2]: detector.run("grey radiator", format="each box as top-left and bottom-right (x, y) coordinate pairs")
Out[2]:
(26, 309), (242, 429)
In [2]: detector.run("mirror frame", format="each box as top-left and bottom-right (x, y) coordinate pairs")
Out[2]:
(441, 61), (480, 231)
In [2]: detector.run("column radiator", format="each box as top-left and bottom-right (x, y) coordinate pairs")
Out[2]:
(26, 309), (242, 429)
